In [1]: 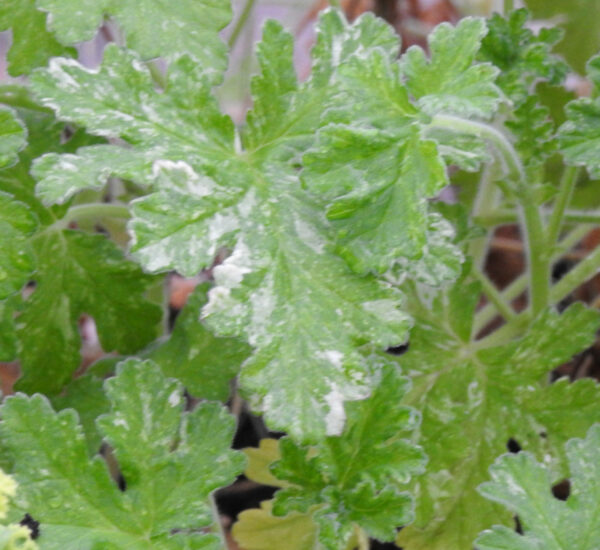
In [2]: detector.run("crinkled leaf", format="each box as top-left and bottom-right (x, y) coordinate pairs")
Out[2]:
(0, 359), (245, 549)
(478, 9), (567, 105)
(396, 282), (600, 550)
(147, 283), (251, 402)
(0, 297), (18, 362)
(15, 230), (162, 395)
(0, 0), (74, 76)
(37, 0), (231, 80)
(302, 126), (449, 274)
(476, 424), (600, 550)
(558, 55), (600, 178)
(0, 109), (27, 169)
(400, 17), (502, 118)
(268, 364), (425, 548)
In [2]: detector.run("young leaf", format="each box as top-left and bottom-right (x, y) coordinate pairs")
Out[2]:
(400, 17), (502, 118)
(395, 282), (600, 550)
(267, 364), (426, 548)
(478, 9), (568, 105)
(0, 108), (27, 169)
(0, 0), (74, 76)
(558, 55), (600, 178)
(476, 424), (600, 550)
(36, 0), (231, 80)
(0, 359), (245, 549)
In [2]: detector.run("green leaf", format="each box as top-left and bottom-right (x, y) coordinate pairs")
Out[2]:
(0, 359), (245, 549)
(0, 192), (37, 300)
(478, 9), (568, 105)
(558, 55), (600, 178)
(0, 109), (27, 169)
(476, 424), (600, 550)
(302, 126), (450, 274)
(268, 364), (426, 548)
(36, 0), (231, 80)
(147, 283), (251, 402)
(400, 17), (502, 118)
(0, 297), (19, 362)
(524, 0), (600, 74)
(0, 0), (75, 76)
(15, 230), (162, 395)
(395, 282), (600, 550)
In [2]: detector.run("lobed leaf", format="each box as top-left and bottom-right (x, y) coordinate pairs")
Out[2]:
(0, 109), (27, 169)
(395, 280), (600, 549)
(476, 424), (600, 549)
(0, 359), (245, 549)
(36, 0), (231, 81)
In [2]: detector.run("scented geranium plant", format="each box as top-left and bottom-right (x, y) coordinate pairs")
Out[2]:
(0, 1), (599, 548)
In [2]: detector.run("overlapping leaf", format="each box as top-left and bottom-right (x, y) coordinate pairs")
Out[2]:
(0, 108), (27, 169)
(400, 17), (502, 118)
(558, 55), (600, 178)
(30, 14), (422, 442)
(395, 281), (600, 550)
(0, 0), (74, 76)
(0, 470), (37, 549)
(242, 365), (425, 549)
(0, 111), (161, 395)
(0, 359), (245, 549)
(476, 424), (600, 550)
(36, 0), (231, 81)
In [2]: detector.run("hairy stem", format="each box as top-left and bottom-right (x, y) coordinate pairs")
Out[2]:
(58, 203), (131, 228)
(550, 245), (600, 305)
(469, 164), (499, 270)
(228, 0), (257, 49)
(546, 166), (579, 247)
(472, 266), (516, 322)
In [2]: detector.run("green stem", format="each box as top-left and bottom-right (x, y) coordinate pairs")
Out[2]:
(59, 203), (131, 228)
(329, 0), (342, 7)
(146, 60), (167, 90)
(472, 224), (594, 334)
(472, 266), (516, 322)
(228, 0), (257, 49)
(546, 166), (579, 247)
(209, 494), (227, 546)
(469, 164), (499, 270)
(477, 208), (600, 228)
(0, 87), (51, 113)
(550, 245), (600, 305)
(503, 0), (514, 14)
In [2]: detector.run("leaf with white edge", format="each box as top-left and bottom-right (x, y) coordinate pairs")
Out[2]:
(395, 281), (600, 550)
(0, 0), (75, 76)
(147, 283), (251, 402)
(0, 359), (245, 549)
(36, 0), (231, 81)
(400, 17), (502, 118)
(303, 126), (449, 274)
(558, 55), (600, 178)
(32, 145), (153, 205)
(478, 9), (568, 105)
(0, 192), (38, 300)
(0, 109), (27, 169)
(267, 364), (425, 549)
(476, 424), (600, 550)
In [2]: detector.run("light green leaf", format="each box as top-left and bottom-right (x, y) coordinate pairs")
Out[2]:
(0, 109), (27, 169)
(232, 501), (318, 550)
(400, 17), (502, 118)
(0, 0), (74, 76)
(147, 283), (251, 402)
(36, 0), (231, 80)
(0, 359), (245, 549)
(268, 364), (425, 548)
(395, 282), (600, 550)
(0, 297), (19, 362)
(303, 126), (449, 274)
(558, 55), (600, 178)
(476, 424), (600, 550)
